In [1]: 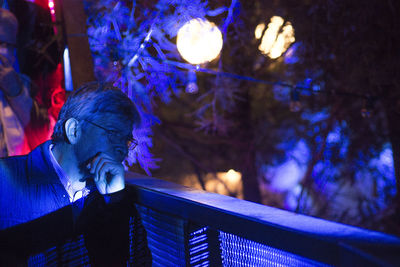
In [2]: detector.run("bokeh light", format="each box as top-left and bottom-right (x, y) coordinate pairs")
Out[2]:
(254, 23), (265, 39)
(257, 16), (295, 59)
(177, 18), (223, 65)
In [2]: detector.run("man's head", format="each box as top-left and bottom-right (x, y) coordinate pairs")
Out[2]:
(0, 8), (17, 64)
(52, 82), (140, 169)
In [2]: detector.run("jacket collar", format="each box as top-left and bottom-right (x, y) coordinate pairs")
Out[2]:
(28, 140), (61, 185)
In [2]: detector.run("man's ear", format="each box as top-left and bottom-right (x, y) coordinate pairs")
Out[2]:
(64, 118), (81, 144)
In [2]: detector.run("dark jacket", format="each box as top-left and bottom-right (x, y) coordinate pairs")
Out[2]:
(0, 141), (152, 266)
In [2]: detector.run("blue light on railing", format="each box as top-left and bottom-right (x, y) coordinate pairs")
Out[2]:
(137, 206), (187, 267)
(189, 226), (210, 267)
(219, 231), (330, 267)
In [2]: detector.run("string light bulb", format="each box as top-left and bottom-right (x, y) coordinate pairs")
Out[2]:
(186, 69), (199, 94)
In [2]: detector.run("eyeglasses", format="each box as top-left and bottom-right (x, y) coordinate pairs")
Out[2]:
(83, 120), (138, 151)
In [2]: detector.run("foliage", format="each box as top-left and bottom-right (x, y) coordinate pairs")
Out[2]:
(280, 0), (400, 232)
(84, 0), (400, 234)
(84, 0), (229, 173)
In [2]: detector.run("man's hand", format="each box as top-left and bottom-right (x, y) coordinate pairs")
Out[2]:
(87, 152), (125, 194)
(0, 54), (22, 97)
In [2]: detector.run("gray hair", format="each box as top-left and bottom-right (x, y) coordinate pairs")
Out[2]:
(52, 82), (141, 143)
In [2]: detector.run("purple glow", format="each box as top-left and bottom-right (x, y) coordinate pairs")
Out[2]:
(284, 43), (300, 64)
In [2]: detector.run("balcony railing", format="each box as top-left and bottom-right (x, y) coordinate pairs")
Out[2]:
(25, 172), (400, 266)
(126, 172), (400, 267)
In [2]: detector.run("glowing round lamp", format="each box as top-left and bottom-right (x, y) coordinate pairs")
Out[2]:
(177, 18), (223, 65)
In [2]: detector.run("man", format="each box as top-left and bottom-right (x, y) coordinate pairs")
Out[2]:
(0, 7), (52, 156)
(0, 82), (152, 266)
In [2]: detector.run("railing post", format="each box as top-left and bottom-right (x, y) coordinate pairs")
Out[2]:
(185, 223), (222, 266)
(207, 227), (223, 267)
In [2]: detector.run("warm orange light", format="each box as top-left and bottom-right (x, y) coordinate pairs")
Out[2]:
(257, 16), (295, 59)
(255, 23), (265, 39)
(223, 169), (242, 183)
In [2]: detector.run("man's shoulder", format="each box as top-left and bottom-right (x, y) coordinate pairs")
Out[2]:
(0, 154), (28, 167)
(0, 154), (29, 177)
(0, 141), (49, 178)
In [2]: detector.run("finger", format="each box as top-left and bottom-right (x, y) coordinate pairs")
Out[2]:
(88, 155), (100, 175)
(96, 179), (107, 195)
(97, 161), (119, 195)
(88, 153), (106, 174)
(97, 161), (125, 194)
(94, 157), (115, 182)
(93, 157), (104, 182)
(89, 152), (117, 181)
(98, 160), (111, 184)
(89, 152), (114, 171)
(96, 158), (119, 183)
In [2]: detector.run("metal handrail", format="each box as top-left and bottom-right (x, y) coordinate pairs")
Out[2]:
(126, 172), (400, 266)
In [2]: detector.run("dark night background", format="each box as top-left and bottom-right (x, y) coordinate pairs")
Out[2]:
(148, 0), (400, 236)
(86, 0), (400, 236)
(8, 0), (400, 236)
